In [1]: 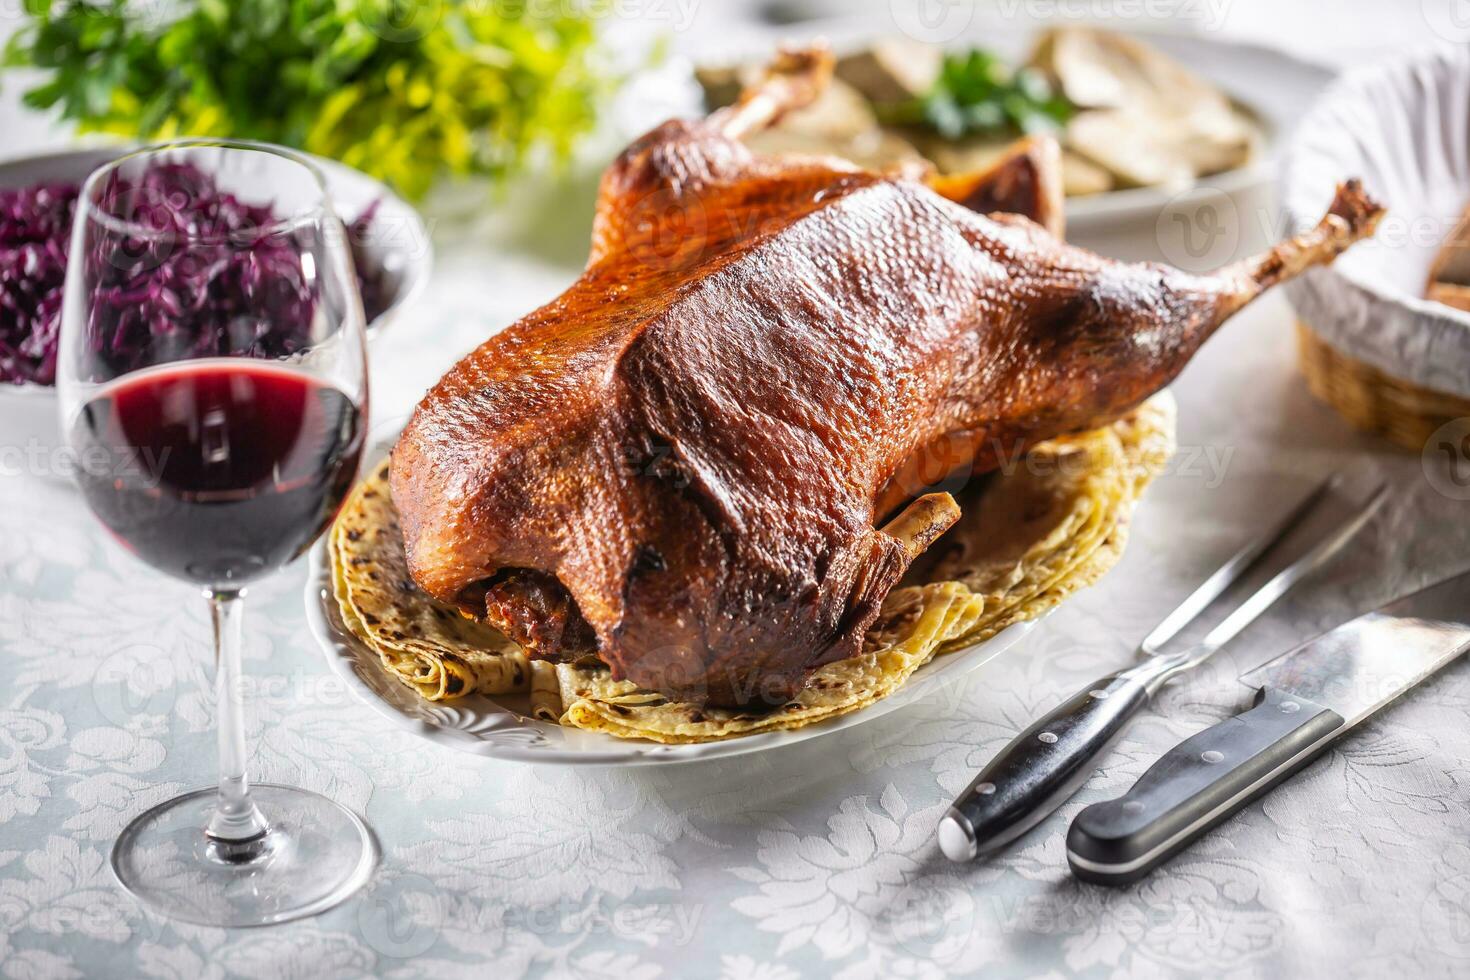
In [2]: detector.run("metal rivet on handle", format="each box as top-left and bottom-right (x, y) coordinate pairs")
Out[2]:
(975, 782), (996, 796)
(1038, 732), (1058, 744)
(1280, 700), (1301, 713)
(1201, 750), (1224, 764)
(1089, 689), (1110, 699)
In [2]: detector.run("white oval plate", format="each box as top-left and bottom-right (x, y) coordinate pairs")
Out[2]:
(672, 20), (1333, 234)
(305, 530), (1037, 766)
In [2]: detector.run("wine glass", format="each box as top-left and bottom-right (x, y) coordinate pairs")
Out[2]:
(57, 140), (376, 926)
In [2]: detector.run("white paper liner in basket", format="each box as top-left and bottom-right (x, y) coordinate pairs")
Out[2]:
(1282, 43), (1470, 400)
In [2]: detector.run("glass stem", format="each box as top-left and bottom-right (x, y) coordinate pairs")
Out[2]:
(204, 588), (268, 842)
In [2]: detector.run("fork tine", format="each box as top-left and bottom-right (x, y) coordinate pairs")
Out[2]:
(1197, 478), (1386, 653)
(1137, 471), (1338, 656)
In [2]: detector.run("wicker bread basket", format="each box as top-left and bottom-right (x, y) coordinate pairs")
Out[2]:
(1296, 320), (1470, 450)
(1282, 45), (1470, 450)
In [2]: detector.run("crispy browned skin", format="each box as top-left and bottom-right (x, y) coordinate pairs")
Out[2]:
(391, 48), (1383, 707)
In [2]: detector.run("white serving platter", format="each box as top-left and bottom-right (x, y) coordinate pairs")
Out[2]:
(305, 517), (1037, 766)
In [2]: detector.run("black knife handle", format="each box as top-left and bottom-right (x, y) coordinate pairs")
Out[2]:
(938, 668), (1155, 861)
(1066, 687), (1345, 885)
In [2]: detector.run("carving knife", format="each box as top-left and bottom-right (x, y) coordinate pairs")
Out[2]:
(937, 468), (1386, 862)
(1067, 569), (1470, 885)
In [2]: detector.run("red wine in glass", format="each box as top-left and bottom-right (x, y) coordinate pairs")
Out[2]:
(59, 140), (377, 927)
(72, 360), (363, 586)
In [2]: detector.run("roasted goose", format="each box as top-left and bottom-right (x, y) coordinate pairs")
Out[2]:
(392, 47), (1382, 707)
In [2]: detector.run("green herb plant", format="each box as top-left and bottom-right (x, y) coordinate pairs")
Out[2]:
(880, 47), (1072, 140)
(3, 0), (614, 199)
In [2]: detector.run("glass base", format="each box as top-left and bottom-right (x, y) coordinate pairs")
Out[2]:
(111, 783), (378, 927)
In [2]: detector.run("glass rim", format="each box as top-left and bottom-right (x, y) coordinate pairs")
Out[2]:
(77, 138), (334, 244)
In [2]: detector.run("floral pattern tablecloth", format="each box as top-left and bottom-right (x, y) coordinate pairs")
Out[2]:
(5, 15), (1470, 975)
(5, 211), (1470, 978)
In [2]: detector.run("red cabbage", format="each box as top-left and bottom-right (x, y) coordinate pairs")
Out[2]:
(0, 183), (76, 384)
(0, 165), (389, 386)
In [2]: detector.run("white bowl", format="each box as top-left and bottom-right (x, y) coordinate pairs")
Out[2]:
(1282, 44), (1470, 399)
(0, 144), (432, 475)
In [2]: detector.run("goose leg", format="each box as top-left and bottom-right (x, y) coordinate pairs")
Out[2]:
(927, 135), (1067, 239)
(710, 45), (836, 141)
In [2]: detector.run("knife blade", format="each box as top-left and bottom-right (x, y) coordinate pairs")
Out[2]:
(1066, 569), (1470, 885)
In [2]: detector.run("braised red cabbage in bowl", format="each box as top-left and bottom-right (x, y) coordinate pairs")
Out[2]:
(0, 166), (389, 386)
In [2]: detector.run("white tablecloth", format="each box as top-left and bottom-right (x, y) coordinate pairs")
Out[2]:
(4, 6), (1470, 979)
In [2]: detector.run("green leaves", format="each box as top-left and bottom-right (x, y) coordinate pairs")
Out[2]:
(882, 48), (1073, 141)
(2, 0), (612, 199)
